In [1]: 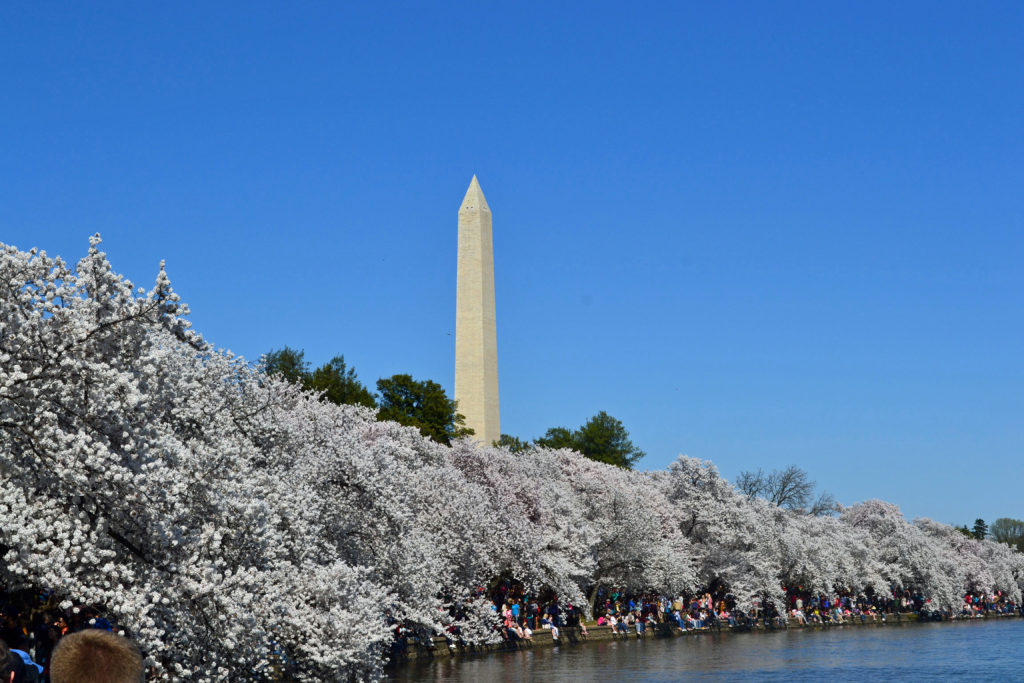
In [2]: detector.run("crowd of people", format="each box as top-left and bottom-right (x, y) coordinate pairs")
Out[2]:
(597, 586), (1023, 634)
(463, 582), (1024, 650)
(487, 581), (589, 645)
(5, 581), (1022, 678)
(0, 588), (144, 683)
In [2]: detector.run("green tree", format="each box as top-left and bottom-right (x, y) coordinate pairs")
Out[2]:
(953, 524), (973, 538)
(264, 348), (376, 409)
(574, 411), (645, 469)
(263, 346), (309, 385)
(307, 355), (376, 408)
(972, 518), (988, 540)
(989, 517), (1024, 551)
(376, 374), (473, 445)
(534, 426), (576, 451)
(534, 411), (645, 469)
(494, 434), (530, 453)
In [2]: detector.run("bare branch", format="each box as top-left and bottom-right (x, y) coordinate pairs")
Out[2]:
(767, 465), (815, 510)
(809, 490), (838, 517)
(735, 468), (767, 499)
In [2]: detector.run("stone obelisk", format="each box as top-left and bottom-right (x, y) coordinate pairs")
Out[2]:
(455, 175), (500, 445)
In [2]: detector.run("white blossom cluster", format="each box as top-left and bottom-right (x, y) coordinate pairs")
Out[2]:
(0, 238), (1021, 681)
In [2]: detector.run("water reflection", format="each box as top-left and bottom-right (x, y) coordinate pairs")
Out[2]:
(390, 619), (1024, 682)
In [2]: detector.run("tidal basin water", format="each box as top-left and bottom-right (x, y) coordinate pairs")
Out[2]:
(391, 619), (1024, 682)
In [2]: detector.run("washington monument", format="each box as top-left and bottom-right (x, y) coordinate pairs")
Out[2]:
(455, 175), (499, 446)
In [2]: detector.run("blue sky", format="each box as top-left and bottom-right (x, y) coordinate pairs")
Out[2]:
(2, 2), (1021, 525)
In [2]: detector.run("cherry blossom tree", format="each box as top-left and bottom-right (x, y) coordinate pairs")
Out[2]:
(2, 237), (1022, 681)
(0, 239), (391, 679)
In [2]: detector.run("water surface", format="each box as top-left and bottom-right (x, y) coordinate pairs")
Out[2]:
(391, 619), (1024, 682)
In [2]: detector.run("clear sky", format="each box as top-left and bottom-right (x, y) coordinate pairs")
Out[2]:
(2, 2), (1021, 526)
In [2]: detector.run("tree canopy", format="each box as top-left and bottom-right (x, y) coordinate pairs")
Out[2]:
(264, 347), (376, 408)
(954, 524), (974, 538)
(376, 374), (473, 445)
(307, 355), (377, 408)
(534, 426), (576, 451)
(5, 237), (1024, 680)
(494, 433), (529, 453)
(736, 465), (836, 516)
(262, 349), (465, 445)
(990, 518), (1024, 551)
(533, 411), (645, 469)
(263, 345), (309, 385)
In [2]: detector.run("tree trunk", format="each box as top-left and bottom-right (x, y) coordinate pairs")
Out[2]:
(587, 581), (602, 619)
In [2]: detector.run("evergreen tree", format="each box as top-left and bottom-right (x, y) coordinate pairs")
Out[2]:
(495, 434), (529, 453)
(263, 346), (309, 385)
(574, 411), (645, 469)
(307, 355), (376, 408)
(534, 426), (576, 451)
(972, 518), (988, 540)
(953, 524), (973, 538)
(264, 348), (376, 408)
(534, 411), (644, 469)
(376, 374), (472, 445)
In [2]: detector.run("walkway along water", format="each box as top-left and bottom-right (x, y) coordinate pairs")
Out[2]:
(389, 611), (1023, 666)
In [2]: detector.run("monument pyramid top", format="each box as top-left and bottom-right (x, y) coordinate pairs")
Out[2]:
(459, 175), (490, 213)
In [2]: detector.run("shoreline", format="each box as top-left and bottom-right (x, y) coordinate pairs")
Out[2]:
(390, 611), (1023, 665)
